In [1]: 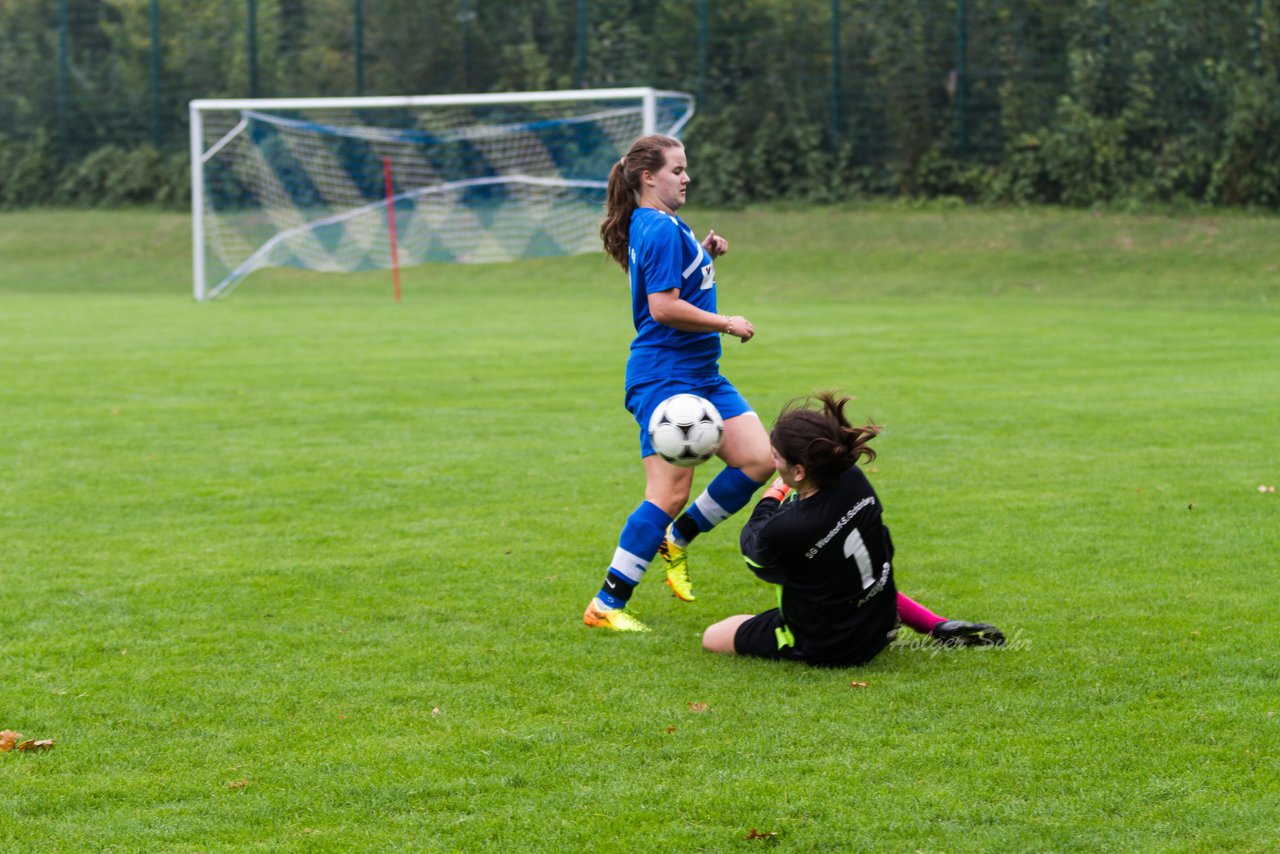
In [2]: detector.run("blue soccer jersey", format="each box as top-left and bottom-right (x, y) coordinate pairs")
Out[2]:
(624, 207), (720, 387)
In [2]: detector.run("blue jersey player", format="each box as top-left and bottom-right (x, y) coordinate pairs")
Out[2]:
(584, 134), (775, 632)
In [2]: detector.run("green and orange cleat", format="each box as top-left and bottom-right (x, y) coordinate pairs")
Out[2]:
(658, 534), (695, 602)
(583, 598), (650, 632)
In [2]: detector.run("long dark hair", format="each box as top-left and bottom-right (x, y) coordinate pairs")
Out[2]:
(770, 392), (881, 488)
(600, 134), (684, 270)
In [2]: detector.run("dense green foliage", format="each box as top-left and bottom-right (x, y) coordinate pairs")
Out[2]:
(1, 207), (1278, 850)
(0, 135), (188, 208)
(1, 0), (1278, 208)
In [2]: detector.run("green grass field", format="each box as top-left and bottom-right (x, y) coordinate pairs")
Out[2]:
(2, 205), (1278, 852)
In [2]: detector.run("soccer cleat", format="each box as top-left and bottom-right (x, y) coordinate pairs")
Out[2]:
(658, 535), (695, 602)
(931, 620), (1005, 648)
(583, 598), (650, 632)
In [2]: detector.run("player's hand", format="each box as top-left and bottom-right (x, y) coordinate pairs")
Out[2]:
(762, 478), (791, 503)
(723, 315), (754, 343)
(701, 229), (729, 259)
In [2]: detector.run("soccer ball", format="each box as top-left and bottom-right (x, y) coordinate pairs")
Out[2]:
(648, 394), (724, 467)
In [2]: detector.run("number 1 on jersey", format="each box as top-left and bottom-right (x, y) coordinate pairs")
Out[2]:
(843, 528), (876, 589)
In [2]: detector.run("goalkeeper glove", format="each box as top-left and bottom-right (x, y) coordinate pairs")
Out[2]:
(762, 478), (792, 503)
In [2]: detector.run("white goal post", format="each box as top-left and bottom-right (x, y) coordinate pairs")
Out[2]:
(189, 87), (695, 301)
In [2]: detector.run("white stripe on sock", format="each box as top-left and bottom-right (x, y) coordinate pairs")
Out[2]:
(610, 547), (650, 583)
(694, 491), (731, 527)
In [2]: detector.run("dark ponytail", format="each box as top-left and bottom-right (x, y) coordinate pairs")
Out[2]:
(600, 134), (684, 270)
(770, 392), (881, 488)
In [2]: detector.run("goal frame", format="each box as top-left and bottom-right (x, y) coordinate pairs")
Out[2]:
(188, 87), (695, 301)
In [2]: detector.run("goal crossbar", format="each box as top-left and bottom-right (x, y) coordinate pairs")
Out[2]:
(190, 87), (693, 114)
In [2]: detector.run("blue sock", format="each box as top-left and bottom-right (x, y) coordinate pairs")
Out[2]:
(671, 467), (766, 546)
(596, 500), (673, 609)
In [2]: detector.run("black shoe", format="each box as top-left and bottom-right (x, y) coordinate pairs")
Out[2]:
(931, 620), (1005, 647)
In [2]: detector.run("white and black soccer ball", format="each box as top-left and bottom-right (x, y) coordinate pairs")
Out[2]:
(648, 394), (724, 467)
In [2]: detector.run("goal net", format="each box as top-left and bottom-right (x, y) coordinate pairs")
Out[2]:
(189, 88), (695, 300)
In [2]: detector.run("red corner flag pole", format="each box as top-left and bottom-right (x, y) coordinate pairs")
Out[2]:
(383, 156), (402, 303)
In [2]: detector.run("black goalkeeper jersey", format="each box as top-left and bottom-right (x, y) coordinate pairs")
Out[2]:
(739, 464), (899, 665)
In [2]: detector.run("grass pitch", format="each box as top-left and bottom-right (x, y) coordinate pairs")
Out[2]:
(1, 205), (1278, 852)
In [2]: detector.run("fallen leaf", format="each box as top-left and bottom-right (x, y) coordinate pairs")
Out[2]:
(666, 726), (677, 734)
(0, 731), (20, 752)
(226, 779), (249, 789)
(745, 828), (778, 839)
(16, 739), (54, 752)
(1259, 485), (1269, 493)
(687, 702), (709, 713)
(431, 707), (442, 717)
(849, 681), (871, 688)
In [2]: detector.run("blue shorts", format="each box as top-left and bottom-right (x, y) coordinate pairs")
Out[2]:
(625, 376), (755, 459)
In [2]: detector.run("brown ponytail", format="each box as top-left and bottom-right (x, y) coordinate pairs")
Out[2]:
(600, 134), (684, 270)
(770, 392), (882, 488)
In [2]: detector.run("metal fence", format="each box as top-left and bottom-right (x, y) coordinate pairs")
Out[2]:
(2, 1), (1276, 191)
